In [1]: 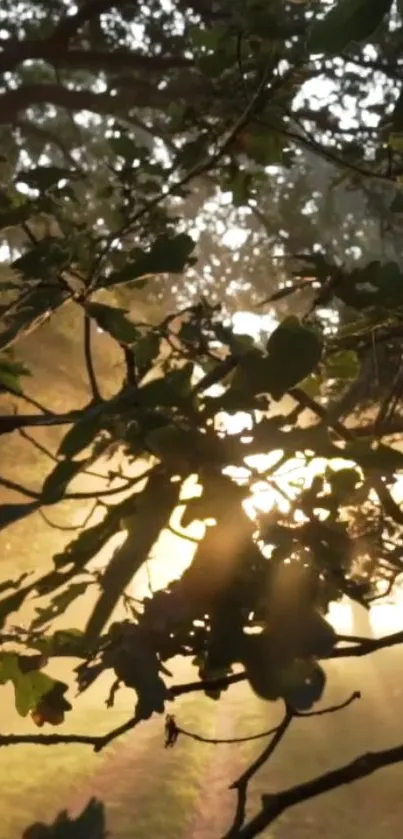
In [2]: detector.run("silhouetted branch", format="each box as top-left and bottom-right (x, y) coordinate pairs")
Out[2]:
(0, 712), (141, 753)
(225, 709), (293, 836)
(295, 690), (361, 717)
(170, 692), (361, 749)
(0, 474), (39, 498)
(329, 630), (403, 659)
(172, 720), (280, 746)
(94, 58), (282, 273)
(39, 502), (98, 531)
(236, 741), (403, 838)
(0, 408), (86, 436)
(84, 313), (101, 401)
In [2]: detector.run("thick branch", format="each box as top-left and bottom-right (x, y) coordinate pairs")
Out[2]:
(0, 408), (87, 436)
(329, 629), (403, 659)
(236, 742), (403, 838)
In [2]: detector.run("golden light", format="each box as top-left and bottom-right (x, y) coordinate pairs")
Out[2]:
(87, 312), (403, 637)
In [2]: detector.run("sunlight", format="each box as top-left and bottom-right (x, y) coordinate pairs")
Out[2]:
(370, 580), (403, 636)
(92, 311), (403, 635)
(327, 599), (353, 634)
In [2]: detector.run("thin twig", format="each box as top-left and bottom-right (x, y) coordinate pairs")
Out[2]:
(0, 464), (152, 503)
(294, 691), (361, 718)
(39, 502), (98, 531)
(167, 524), (200, 543)
(176, 723), (280, 745)
(225, 709), (293, 836)
(84, 313), (101, 400)
(19, 428), (58, 461)
(91, 59), (276, 281)
(0, 474), (39, 498)
(18, 428), (108, 481)
(7, 391), (53, 415)
(236, 740), (403, 838)
(0, 712), (141, 753)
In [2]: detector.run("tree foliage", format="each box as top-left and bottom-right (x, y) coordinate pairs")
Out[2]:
(2, 0), (403, 836)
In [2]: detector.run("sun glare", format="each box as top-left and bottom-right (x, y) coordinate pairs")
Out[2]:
(91, 312), (402, 636)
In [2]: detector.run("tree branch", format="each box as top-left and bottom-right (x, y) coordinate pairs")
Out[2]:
(172, 691), (360, 749)
(236, 741), (403, 838)
(84, 313), (101, 401)
(329, 629), (403, 659)
(0, 408), (88, 436)
(225, 709), (293, 836)
(0, 711), (140, 753)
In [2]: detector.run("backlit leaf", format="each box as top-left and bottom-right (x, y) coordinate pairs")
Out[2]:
(104, 233), (196, 287)
(309, 0), (392, 54)
(85, 302), (139, 345)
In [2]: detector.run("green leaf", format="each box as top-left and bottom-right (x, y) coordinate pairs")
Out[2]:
(0, 652), (20, 683)
(16, 166), (74, 193)
(0, 653), (57, 717)
(134, 331), (161, 377)
(335, 260), (403, 308)
(309, 0), (392, 54)
(229, 172), (251, 207)
(12, 238), (70, 280)
(147, 423), (196, 467)
(104, 233), (196, 288)
(0, 354), (31, 393)
(108, 134), (139, 160)
(190, 25), (224, 51)
(298, 373), (321, 398)
(242, 128), (284, 166)
(265, 318), (322, 399)
(327, 466), (361, 501)
(140, 365), (194, 408)
(14, 670), (55, 717)
(85, 302), (139, 345)
(0, 368), (22, 393)
(41, 459), (85, 503)
(0, 190), (33, 230)
(325, 350), (359, 380)
(389, 133), (403, 151)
